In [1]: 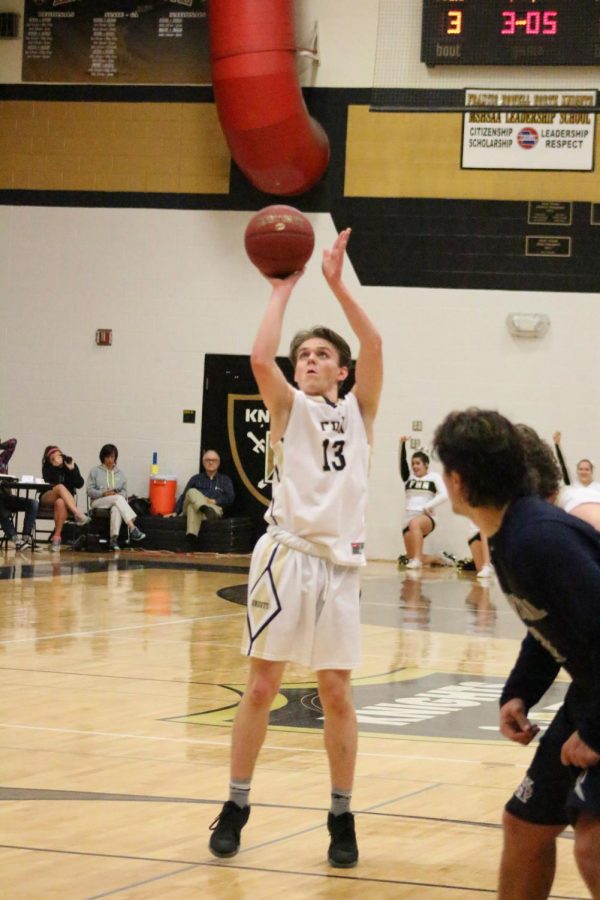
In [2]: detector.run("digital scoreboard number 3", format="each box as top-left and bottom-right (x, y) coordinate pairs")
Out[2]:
(421, 0), (600, 66)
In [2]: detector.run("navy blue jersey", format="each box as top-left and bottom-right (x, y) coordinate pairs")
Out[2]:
(490, 495), (600, 754)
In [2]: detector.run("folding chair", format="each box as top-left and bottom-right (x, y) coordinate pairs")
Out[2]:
(34, 492), (80, 546)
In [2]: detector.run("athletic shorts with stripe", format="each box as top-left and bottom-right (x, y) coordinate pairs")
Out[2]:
(241, 532), (361, 670)
(506, 699), (600, 826)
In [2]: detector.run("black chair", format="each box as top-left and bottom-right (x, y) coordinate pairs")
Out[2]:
(35, 491), (80, 546)
(87, 496), (130, 548)
(0, 508), (18, 551)
(0, 478), (26, 550)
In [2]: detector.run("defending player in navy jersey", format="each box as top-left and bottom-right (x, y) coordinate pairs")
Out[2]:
(208, 228), (383, 867)
(433, 408), (600, 900)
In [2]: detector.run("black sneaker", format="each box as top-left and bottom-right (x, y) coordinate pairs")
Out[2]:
(327, 811), (358, 868)
(208, 801), (250, 858)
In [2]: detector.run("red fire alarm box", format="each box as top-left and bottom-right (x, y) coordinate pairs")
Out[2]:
(95, 329), (112, 346)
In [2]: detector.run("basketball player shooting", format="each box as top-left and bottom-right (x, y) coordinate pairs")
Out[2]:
(208, 227), (383, 867)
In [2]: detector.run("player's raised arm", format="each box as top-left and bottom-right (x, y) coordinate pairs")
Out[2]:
(250, 272), (302, 439)
(322, 229), (383, 438)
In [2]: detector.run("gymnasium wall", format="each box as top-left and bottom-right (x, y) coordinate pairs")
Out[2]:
(1, 1), (600, 561)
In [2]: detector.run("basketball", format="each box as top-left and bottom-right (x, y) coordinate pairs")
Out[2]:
(244, 205), (315, 278)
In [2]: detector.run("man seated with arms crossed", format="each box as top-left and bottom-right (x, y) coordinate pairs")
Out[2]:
(433, 408), (600, 900)
(0, 437), (38, 550)
(174, 450), (235, 540)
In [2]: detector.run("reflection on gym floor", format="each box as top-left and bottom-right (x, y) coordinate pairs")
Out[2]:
(0, 550), (582, 899)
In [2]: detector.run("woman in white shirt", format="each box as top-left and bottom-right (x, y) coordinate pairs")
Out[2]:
(399, 437), (452, 570)
(553, 431), (600, 530)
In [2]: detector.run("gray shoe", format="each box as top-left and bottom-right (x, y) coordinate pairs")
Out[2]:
(109, 536), (120, 552)
(130, 526), (146, 541)
(75, 513), (91, 527)
(15, 535), (32, 551)
(50, 538), (61, 553)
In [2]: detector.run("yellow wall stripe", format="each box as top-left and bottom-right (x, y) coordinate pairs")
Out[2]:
(345, 105), (600, 202)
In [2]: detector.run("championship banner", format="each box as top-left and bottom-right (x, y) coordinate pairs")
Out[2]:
(462, 88), (596, 171)
(22, 0), (210, 84)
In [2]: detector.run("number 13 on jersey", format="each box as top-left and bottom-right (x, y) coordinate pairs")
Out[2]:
(322, 439), (346, 472)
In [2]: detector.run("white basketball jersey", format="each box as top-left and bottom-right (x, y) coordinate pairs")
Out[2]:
(558, 481), (600, 512)
(266, 389), (369, 567)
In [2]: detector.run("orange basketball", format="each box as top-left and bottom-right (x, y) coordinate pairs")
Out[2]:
(244, 205), (315, 278)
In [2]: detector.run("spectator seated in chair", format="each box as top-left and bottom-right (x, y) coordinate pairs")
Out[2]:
(0, 436), (38, 551)
(173, 450), (235, 542)
(39, 446), (90, 553)
(87, 443), (146, 552)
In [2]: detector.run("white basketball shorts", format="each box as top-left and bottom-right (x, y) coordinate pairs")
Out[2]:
(241, 532), (361, 670)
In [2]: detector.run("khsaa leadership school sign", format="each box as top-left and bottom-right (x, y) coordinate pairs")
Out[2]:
(462, 89), (596, 170)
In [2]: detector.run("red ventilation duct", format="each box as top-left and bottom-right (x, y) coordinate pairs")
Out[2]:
(208, 0), (330, 196)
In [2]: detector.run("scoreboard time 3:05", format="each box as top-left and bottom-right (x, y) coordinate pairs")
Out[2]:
(421, 0), (600, 66)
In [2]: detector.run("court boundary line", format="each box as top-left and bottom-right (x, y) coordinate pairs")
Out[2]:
(0, 611), (244, 646)
(0, 722), (531, 767)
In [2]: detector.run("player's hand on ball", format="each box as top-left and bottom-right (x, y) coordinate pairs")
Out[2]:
(266, 269), (305, 290)
(560, 731), (600, 768)
(499, 698), (540, 745)
(322, 227), (351, 285)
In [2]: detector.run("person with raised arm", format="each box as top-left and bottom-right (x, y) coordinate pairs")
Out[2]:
(208, 228), (383, 869)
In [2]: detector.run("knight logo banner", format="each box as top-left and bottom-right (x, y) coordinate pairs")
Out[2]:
(227, 394), (273, 507)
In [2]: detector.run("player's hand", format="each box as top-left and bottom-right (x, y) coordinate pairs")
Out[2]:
(560, 731), (600, 768)
(400, 435), (410, 443)
(499, 698), (540, 745)
(322, 227), (351, 285)
(267, 270), (305, 290)
(552, 431), (561, 445)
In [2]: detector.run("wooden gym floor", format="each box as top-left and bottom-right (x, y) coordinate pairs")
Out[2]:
(0, 546), (586, 899)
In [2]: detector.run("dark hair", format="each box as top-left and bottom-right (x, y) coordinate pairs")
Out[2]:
(433, 408), (528, 508)
(289, 326), (352, 371)
(515, 424), (560, 500)
(411, 450), (430, 466)
(42, 445), (61, 467)
(99, 443), (118, 463)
